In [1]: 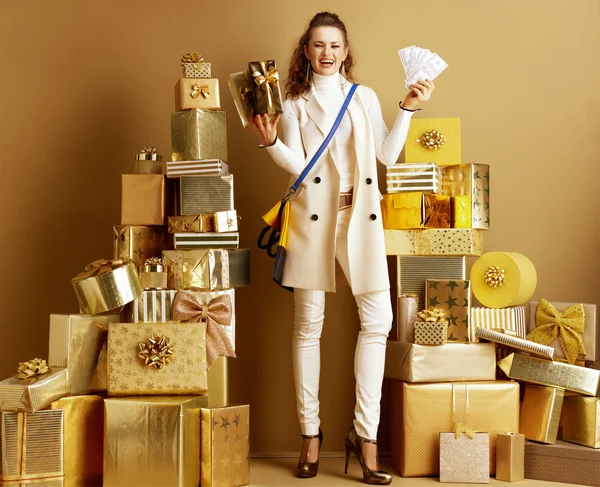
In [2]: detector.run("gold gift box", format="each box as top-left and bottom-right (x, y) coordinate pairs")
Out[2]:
(113, 225), (172, 269)
(381, 192), (450, 229)
(413, 321), (448, 345)
(520, 384), (564, 444)
(391, 294), (418, 342)
(390, 380), (519, 477)
(384, 341), (496, 382)
(0, 368), (69, 412)
(107, 322), (208, 396)
(171, 109), (227, 162)
(72, 260), (143, 315)
(498, 353), (600, 396)
(451, 194), (472, 228)
(139, 264), (167, 290)
(405, 117), (462, 166)
(48, 313), (120, 394)
(385, 228), (483, 256)
(442, 163), (490, 230)
(496, 433), (524, 482)
(179, 175), (234, 215)
(50, 395), (104, 487)
(201, 404), (250, 487)
(135, 149), (162, 175)
(439, 432), (490, 483)
(214, 210), (238, 232)
(561, 395), (600, 448)
(228, 71), (252, 128)
(165, 159), (229, 177)
(426, 279), (471, 342)
(207, 356), (229, 407)
(175, 78), (221, 111)
(248, 60), (283, 116)
(470, 306), (527, 342)
(121, 174), (166, 226)
(183, 62), (211, 78)
(0, 410), (64, 482)
(104, 396), (207, 487)
(168, 215), (213, 234)
(385, 163), (442, 194)
(475, 327), (555, 360)
(174, 232), (239, 250)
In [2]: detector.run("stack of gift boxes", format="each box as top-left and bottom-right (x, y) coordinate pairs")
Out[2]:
(383, 117), (600, 485)
(0, 53), (253, 487)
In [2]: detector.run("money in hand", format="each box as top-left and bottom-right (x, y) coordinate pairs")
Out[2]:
(398, 45), (448, 89)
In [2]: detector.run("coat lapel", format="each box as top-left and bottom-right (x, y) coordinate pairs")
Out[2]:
(302, 84), (329, 139)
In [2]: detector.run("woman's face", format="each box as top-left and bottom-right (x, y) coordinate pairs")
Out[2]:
(304, 26), (348, 76)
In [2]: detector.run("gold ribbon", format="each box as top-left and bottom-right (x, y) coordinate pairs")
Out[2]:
(526, 298), (585, 364)
(454, 422), (476, 440)
(240, 86), (253, 105)
(17, 358), (49, 380)
(181, 53), (204, 65)
(140, 146), (157, 154)
(251, 64), (279, 113)
(138, 333), (175, 369)
(417, 307), (446, 322)
(190, 83), (210, 99)
(144, 257), (162, 266)
(416, 130), (445, 150)
(484, 265), (505, 288)
(171, 291), (235, 368)
(73, 258), (124, 281)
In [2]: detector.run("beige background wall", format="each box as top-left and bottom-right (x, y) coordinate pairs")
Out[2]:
(1, 0), (598, 455)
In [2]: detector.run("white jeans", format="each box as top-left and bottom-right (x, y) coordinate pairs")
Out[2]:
(292, 208), (393, 440)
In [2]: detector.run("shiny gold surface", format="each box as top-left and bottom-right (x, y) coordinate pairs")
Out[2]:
(439, 432), (489, 483)
(16, 358), (48, 379)
(207, 356), (229, 408)
(228, 71), (252, 128)
(393, 294), (418, 342)
(248, 60), (283, 115)
(475, 327), (555, 360)
(139, 269), (167, 290)
(442, 163), (490, 230)
(0, 368), (69, 412)
(520, 384), (564, 444)
(496, 433), (524, 482)
(168, 215), (214, 233)
(170, 109), (227, 162)
(176, 78), (220, 110)
(112, 225), (172, 269)
(561, 395), (600, 448)
(121, 174), (166, 226)
(214, 210), (238, 232)
(162, 249), (230, 290)
(384, 228), (483, 256)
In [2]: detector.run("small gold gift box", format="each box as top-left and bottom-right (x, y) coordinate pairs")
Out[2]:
(496, 433), (524, 482)
(168, 215), (213, 234)
(443, 163), (490, 230)
(134, 146), (162, 175)
(112, 225), (172, 269)
(451, 195), (472, 228)
(121, 174), (166, 226)
(439, 432), (490, 483)
(520, 384), (564, 444)
(414, 320), (448, 345)
(139, 262), (168, 290)
(248, 60), (283, 116)
(0, 367), (70, 412)
(381, 192), (450, 229)
(176, 78), (221, 111)
(561, 395), (600, 448)
(171, 109), (227, 162)
(181, 53), (211, 78)
(405, 117), (461, 166)
(426, 279), (471, 343)
(214, 210), (238, 232)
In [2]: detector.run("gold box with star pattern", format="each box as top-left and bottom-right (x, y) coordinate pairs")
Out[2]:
(106, 322), (208, 396)
(201, 404), (250, 487)
(425, 279), (471, 342)
(104, 396), (208, 487)
(113, 226), (173, 269)
(442, 163), (490, 230)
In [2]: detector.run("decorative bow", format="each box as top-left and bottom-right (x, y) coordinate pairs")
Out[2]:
(526, 298), (585, 364)
(417, 307), (446, 322)
(181, 53), (204, 65)
(251, 63), (279, 113)
(454, 422), (476, 440)
(416, 130), (445, 150)
(17, 358), (49, 380)
(144, 257), (162, 266)
(138, 333), (175, 369)
(140, 146), (157, 154)
(190, 84), (210, 99)
(240, 86), (253, 105)
(73, 259), (125, 282)
(171, 291), (235, 367)
(484, 265), (505, 288)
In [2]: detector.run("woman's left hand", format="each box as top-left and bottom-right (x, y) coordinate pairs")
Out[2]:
(402, 79), (435, 110)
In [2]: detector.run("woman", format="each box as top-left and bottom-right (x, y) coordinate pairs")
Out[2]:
(251, 11), (434, 485)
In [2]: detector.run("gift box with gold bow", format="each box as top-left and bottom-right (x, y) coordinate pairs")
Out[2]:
(165, 159), (229, 177)
(201, 404), (250, 487)
(181, 52), (211, 78)
(213, 210), (238, 233)
(385, 163), (442, 194)
(179, 174), (234, 215)
(121, 174), (166, 226)
(442, 163), (490, 230)
(470, 306), (526, 342)
(171, 109), (227, 162)
(248, 60), (283, 116)
(0, 364), (69, 412)
(104, 396), (208, 487)
(528, 299), (598, 363)
(439, 431), (490, 483)
(425, 279), (471, 342)
(520, 384), (564, 445)
(228, 71), (253, 128)
(71, 259), (142, 315)
(560, 395), (600, 448)
(113, 225), (172, 269)
(175, 78), (221, 111)
(0, 409), (64, 482)
(381, 192), (450, 229)
(134, 146), (163, 174)
(414, 308), (448, 345)
(384, 228), (483, 256)
(168, 215), (213, 234)
(390, 380), (519, 477)
(405, 118), (461, 166)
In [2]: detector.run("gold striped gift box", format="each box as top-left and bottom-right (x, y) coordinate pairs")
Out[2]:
(174, 232), (239, 250)
(165, 159), (229, 178)
(475, 327), (555, 360)
(179, 175), (234, 215)
(385, 163), (442, 194)
(0, 369), (69, 413)
(470, 306), (527, 342)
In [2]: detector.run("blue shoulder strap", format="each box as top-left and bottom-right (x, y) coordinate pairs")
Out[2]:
(286, 83), (358, 198)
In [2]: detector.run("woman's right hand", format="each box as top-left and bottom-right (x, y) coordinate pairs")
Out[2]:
(250, 112), (281, 146)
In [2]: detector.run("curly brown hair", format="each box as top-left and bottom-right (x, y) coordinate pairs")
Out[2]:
(285, 12), (355, 99)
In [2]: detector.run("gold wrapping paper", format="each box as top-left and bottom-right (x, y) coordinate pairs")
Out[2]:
(134, 160), (162, 175)
(496, 433), (524, 482)
(228, 71), (253, 128)
(0, 368), (69, 412)
(2, 480), (64, 487)
(248, 60), (283, 115)
(385, 163), (442, 194)
(475, 327), (555, 360)
(113, 225), (172, 269)
(561, 396), (600, 448)
(384, 341), (496, 382)
(0, 410), (63, 482)
(121, 174), (166, 226)
(520, 384), (564, 444)
(200, 404), (250, 487)
(451, 195), (472, 228)
(168, 215), (213, 234)
(48, 314), (120, 394)
(385, 228), (483, 256)
(179, 175), (234, 215)
(392, 294), (419, 342)
(107, 322), (207, 396)
(166, 159), (229, 177)
(214, 210), (238, 232)
(207, 356), (229, 408)
(139, 265), (167, 290)
(470, 306), (526, 342)
(426, 279), (471, 342)
(439, 432), (490, 483)
(50, 395), (104, 487)
(442, 163), (490, 230)
(381, 192), (451, 229)
(71, 260), (143, 315)
(175, 78), (220, 110)
(405, 118), (462, 166)
(390, 380), (519, 477)
(171, 109), (227, 162)
(174, 232), (239, 250)
(104, 396), (207, 487)
(183, 62), (211, 78)
(498, 353), (600, 396)
(413, 321), (448, 345)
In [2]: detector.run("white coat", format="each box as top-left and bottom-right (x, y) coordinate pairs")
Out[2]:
(266, 80), (414, 295)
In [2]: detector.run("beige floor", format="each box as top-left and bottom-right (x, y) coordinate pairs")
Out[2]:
(249, 457), (585, 487)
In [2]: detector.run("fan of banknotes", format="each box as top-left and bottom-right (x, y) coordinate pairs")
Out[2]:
(398, 46), (448, 89)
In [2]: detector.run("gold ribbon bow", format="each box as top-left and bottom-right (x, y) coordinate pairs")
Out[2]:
(526, 298), (585, 364)
(17, 358), (49, 380)
(417, 130), (446, 150)
(190, 83), (210, 99)
(417, 307), (446, 322)
(252, 64), (279, 112)
(140, 146), (157, 154)
(181, 53), (204, 65)
(144, 257), (162, 266)
(171, 291), (235, 367)
(73, 258), (124, 281)
(138, 333), (175, 369)
(454, 422), (476, 440)
(484, 265), (505, 288)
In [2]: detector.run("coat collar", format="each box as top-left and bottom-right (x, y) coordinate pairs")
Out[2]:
(302, 76), (354, 138)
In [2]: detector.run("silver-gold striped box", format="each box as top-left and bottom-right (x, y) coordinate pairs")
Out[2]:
(471, 306), (527, 342)
(476, 327), (555, 360)
(386, 163), (442, 194)
(180, 175), (234, 215)
(166, 159), (229, 178)
(174, 232), (239, 250)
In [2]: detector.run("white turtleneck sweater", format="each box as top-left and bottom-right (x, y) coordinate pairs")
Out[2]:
(266, 72), (415, 192)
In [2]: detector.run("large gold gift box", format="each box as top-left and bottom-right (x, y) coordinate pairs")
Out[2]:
(381, 192), (450, 229)
(384, 341), (496, 382)
(171, 109), (227, 162)
(0, 368), (69, 412)
(520, 384), (564, 444)
(496, 433), (524, 482)
(561, 395), (600, 448)
(442, 163), (490, 230)
(201, 404), (250, 487)
(121, 174), (166, 226)
(48, 313), (120, 394)
(390, 380), (520, 477)
(175, 78), (220, 110)
(113, 225), (172, 268)
(107, 322), (208, 396)
(248, 60), (284, 116)
(104, 396), (207, 487)
(426, 279), (471, 342)
(405, 117), (461, 166)
(384, 228), (483, 256)
(0, 409), (64, 482)
(50, 395), (104, 487)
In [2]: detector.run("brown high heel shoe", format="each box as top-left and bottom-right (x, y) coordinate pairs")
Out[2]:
(297, 429), (323, 478)
(344, 426), (392, 485)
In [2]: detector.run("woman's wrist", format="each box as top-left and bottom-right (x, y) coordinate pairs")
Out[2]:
(259, 135), (278, 148)
(399, 101), (421, 112)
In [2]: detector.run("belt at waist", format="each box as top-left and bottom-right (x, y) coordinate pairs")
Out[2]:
(339, 191), (353, 210)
